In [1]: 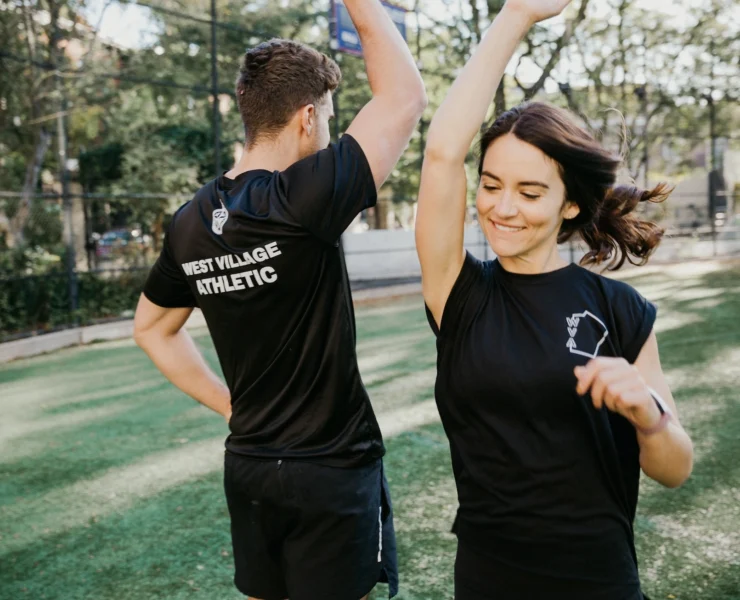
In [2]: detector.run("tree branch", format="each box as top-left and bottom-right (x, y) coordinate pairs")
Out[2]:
(521, 0), (591, 100)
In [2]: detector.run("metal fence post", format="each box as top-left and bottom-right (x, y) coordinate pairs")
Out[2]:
(415, 2), (425, 179)
(708, 39), (717, 257)
(333, 80), (341, 142)
(54, 13), (78, 323)
(481, 221), (489, 261)
(59, 99), (78, 324)
(328, 1), (342, 142)
(211, 0), (222, 176)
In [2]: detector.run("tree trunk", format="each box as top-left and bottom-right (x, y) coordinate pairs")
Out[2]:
(486, 0), (506, 16)
(474, 1), (507, 118)
(471, 0), (482, 42)
(518, 0), (591, 100)
(9, 127), (52, 247)
(494, 82), (506, 116)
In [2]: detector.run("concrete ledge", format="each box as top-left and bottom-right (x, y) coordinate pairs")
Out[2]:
(0, 310), (210, 364)
(352, 282), (421, 305)
(0, 329), (82, 364)
(80, 321), (134, 345)
(0, 285), (427, 365)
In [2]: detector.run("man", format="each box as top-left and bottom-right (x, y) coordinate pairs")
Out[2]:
(133, 1), (426, 599)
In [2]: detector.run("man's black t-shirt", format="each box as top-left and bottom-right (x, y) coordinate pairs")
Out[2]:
(143, 135), (385, 467)
(427, 253), (657, 598)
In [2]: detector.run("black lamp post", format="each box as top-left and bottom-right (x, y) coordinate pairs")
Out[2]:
(633, 84), (648, 187)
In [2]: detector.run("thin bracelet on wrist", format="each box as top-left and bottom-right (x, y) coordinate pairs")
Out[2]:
(635, 387), (673, 436)
(635, 410), (672, 436)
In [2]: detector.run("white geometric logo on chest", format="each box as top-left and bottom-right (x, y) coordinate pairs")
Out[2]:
(566, 310), (609, 359)
(212, 198), (229, 235)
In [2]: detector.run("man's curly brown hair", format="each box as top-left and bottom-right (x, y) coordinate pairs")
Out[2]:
(235, 38), (341, 147)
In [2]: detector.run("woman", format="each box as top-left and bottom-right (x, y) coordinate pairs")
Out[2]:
(415, 0), (694, 598)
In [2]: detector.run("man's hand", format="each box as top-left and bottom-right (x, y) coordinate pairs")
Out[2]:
(343, 0), (427, 189)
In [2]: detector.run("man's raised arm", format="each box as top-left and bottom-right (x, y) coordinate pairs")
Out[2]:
(343, 0), (427, 189)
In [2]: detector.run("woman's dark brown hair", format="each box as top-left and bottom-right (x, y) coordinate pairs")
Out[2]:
(479, 102), (669, 270)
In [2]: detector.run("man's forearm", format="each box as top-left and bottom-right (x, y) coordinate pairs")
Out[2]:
(137, 329), (231, 420)
(343, 0), (425, 101)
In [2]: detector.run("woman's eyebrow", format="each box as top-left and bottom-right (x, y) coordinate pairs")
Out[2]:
(481, 171), (549, 190)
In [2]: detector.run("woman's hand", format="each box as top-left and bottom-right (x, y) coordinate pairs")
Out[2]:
(504, 0), (573, 25)
(574, 357), (663, 431)
(576, 334), (691, 488)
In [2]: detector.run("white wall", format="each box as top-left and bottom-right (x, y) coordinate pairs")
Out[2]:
(343, 226), (740, 281)
(344, 225), (484, 281)
(343, 225), (585, 281)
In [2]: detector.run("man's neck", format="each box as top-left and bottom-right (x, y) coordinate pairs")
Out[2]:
(225, 137), (301, 180)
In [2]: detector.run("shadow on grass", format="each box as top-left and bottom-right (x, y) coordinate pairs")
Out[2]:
(639, 385), (740, 515)
(636, 266), (740, 513)
(0, 424), (456, 600)
(383, 425), (457, 600)
(636, 383), (739, 599)
(651, 266), (740, 367)
(0, 470), (241, 600)
(0, 393), (227, 501)
(0, 342), (148, 386)
(356, 298), (429, 342)
(702, 569), (740, 600)
(632, 266), (740, 599)
(0, 330), (228, 501)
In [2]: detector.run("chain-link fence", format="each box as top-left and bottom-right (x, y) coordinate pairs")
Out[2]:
(0, 191), (187, 341)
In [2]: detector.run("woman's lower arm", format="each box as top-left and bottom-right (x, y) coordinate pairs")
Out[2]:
(638, 422), (694, 488)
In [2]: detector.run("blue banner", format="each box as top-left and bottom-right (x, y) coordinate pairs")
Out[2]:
(332, 0), (408, 56)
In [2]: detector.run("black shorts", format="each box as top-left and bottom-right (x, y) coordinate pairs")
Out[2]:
(224, 452), (398, 600)
(454, 541), (645, 600)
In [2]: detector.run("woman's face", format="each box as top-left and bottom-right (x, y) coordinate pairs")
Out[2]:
(476, 133), (579, 269)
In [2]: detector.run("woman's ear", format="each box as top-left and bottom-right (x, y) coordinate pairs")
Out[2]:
(563, 201), (581, 221)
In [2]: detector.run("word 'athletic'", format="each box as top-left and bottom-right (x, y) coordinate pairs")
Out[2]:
(181, 241), (283, 296)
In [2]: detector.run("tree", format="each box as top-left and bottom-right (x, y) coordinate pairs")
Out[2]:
(559, 0), (739, 182)
(0, 0), (126, 249)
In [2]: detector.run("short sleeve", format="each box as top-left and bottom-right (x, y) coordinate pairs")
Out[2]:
(142, 232), (197, 308)
(277, 134), (377, 244)
(425, 252), (489, 339)
(609, 280), (657, 363)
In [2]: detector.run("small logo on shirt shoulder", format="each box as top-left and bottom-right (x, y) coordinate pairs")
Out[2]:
(566, 310), (609, 359)
(212, 198), (228, 235)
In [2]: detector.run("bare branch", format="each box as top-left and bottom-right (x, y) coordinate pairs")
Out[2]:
(86, 0), (116, 58)
(468, 0), (482, 43)
(521, 0), (591, 99)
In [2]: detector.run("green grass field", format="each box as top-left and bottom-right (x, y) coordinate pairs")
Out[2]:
(1, 260), (739, 600)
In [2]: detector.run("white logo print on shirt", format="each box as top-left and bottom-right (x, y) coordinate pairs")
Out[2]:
(212, 198), (229, 235)
(566, 311), (609, 358)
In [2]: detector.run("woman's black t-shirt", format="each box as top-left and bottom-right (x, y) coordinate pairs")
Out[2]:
(426, 252), (657, 598)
